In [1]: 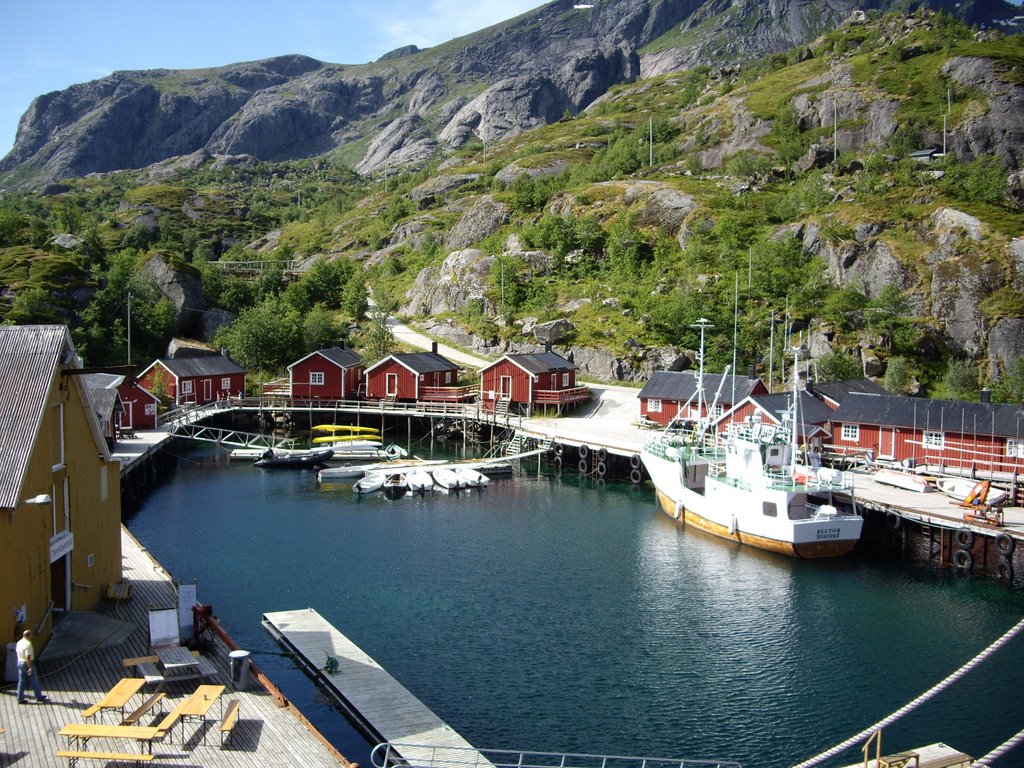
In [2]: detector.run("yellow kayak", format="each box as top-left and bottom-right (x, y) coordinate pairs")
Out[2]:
(311, 424), (381, 434)
(313, 434), (383, 444)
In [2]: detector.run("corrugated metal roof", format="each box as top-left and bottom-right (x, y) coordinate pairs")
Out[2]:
(501, 351), (576, 375)
(832, 392), (1024, 437)
(0, 325), (69, 510)
(638, 370), (762, 403)
(158, 354), (245, 378)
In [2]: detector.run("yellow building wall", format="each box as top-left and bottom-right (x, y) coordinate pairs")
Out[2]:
(1, 369), (122, 648)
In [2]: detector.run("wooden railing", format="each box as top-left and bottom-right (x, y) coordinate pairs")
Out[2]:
(419, 385), (478, 402)
(534, 386), (590, 405)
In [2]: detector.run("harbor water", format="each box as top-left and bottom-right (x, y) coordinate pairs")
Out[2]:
(126, 446), (1024, 768)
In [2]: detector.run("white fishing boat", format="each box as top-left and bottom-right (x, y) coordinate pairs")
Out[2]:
(873, 468), (933, 493)
(639, 323), (863, 559)
(353, 472), (385, 494)
(432, 468), (465, 491)
(407, 468), (435, 494)
(455, 466), (490, 488)
(935, 477), (1008, 505)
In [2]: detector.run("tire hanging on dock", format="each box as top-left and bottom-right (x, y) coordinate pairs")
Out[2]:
(596, 447), (608, 462)
(554, 443), (564, 457)
(553, 455), (563, 471)
(578, 444), (589, 460)
(997, 560), (1014, 582)
(596, 461), (607, 477)
(953, 549), (973, 571)
(996, 532), (1015, 557)
(579, 458), (589, 473)
(630, 454), (642, 470)
(888, 512), (902, 530)
(955, 527), (975, 549)
(630, 468), (643, 485)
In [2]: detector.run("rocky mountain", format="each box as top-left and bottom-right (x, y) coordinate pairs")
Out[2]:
(3, 0), (1022, 188)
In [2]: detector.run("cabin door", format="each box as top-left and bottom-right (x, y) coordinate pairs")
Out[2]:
(883, 427), (897, 461)
(499, 375), (512, 400)
(203, 378), (212, 402)
(386, 373), (399, 397)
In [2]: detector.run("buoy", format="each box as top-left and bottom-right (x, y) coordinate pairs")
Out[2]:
(728, 515), (737, 535)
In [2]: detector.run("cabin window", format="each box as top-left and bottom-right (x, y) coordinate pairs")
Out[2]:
(1007, 440), (1024, 458)
(762, 501), (778, 517)
(841, 423), (859, 442)
(310, 371), (325, 386)
(562, 372), (570, 387)
(445, 371), (453, 384)
(181, 380), (193, 395)
(710, 404), (724, 418)
(923, 431), (944, 449)
(221, 377), (231, 390)
(648, 399), (662, 413)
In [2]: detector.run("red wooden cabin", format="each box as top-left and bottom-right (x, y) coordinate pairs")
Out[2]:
(637, 371), (768, 427)
(364, 349), (472, 403)
(288, 347), (364, 400)
(138, 352), (246, 406)
(718, 391), (834, 447)
(830, 392), (1024, 476)
(479, 351), (588, 416)
(116, 379), (160, 431)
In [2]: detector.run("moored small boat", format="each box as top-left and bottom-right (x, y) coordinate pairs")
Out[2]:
(407, 468), (434, 494)
(432, 468), (465, 491)
(935, 477), (1008, 505)
(353, 472), (385, 494)
(455, 466), (489, 488)
(382, 473), (409, 499)
(873, 468), (933, 493)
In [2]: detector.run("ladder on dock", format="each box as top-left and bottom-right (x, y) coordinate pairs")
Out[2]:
(371, 743), (741, 768)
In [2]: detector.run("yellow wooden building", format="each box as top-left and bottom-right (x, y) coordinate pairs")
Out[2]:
(0, 325), (122, 660)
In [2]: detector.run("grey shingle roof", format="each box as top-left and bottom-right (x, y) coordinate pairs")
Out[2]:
(831, 392), (1024, 438)
(316, 347), (363, 369)
(638, 370), (761, 404)
(749, 391), (836, 431)
(0, 325), (70, 509)
(501, 352), (576, 375)
(810, 378), (887, 405)
(157, 353), (245, 378)
(391, 351), (458, 374)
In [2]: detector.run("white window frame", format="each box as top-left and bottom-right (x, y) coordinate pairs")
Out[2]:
(561, 372), (570, 387)
(841, 423), (859, 442)
(221, 377), (231, 390)
(710, 404), (724, 419)
(648, 399), (662, 413)
(445, 371), (453, 384)
(1007, 440), (1024, 458)
(310, 371), (325, 386)
(923, 431), (944, 449)
(180, 380), (193, 395)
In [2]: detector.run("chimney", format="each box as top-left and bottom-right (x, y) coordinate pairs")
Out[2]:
(980, 388), (991, 404)
(431, 341), (438, 354)
(747, 364), (756, 380)
(545, 341), (552, 353)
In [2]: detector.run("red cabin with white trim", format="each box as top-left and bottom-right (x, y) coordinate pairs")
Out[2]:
(364, 351), (463, 402)
(479, 351), (588, 416)
(138, 353), (246, 406)
(288, 347), (364, 400)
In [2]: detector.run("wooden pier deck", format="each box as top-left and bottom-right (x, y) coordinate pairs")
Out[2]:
(262, 608), (492, 768)
(0, 528), (346, 768)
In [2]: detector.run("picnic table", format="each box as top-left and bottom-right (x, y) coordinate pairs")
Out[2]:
(156, 646), (201, 681)
(84, 678), (146, 722)
(58, 723), (162, 754)
(176, 684), (226, 745)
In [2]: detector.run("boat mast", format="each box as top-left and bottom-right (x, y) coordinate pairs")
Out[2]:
(692, 318), (712, 424)
(790, 345), (801, 473)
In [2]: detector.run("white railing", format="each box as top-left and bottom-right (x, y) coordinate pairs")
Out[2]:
(370, 743), (741, 768)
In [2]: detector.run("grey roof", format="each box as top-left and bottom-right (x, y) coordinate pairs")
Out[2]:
(750, 391), (836, 431)
(502, 351), (576, 375)
(82, 373), (125, 419)
(638, 370), (762, 404)
(288, 346), (363, 371)
(390, 351), (458, 374)
(155, 353), (245, 378)
(810, 378), (888, 405)
(831, 392), (1024, 438)
(0, 325), (71, 509)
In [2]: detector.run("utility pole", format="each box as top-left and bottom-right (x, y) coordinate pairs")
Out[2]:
(649, 116), (654, 167)
(769, 309), (776, 393)
(126, 292), (132, 366)
(833, 97), (838, 169)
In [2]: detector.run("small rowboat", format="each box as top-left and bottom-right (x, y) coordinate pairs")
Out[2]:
(353, 472), (385, 494)
(455, 466), (490, 488)
(935, 477), (1008, 506)
(407, 468), (434, 494)
(432, 468), (465, 491)
(382, 473), (409, 499)
(873, 468), (932, 493)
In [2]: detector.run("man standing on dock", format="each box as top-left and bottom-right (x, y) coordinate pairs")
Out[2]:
(15, 630), (48, 704)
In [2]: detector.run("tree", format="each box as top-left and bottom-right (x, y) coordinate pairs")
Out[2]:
(884, 356), (917, 395)
(302, 305), (345, 352)
(943, 359), (978, 401)
(994, 358), (1024, 404)
(358, 287), (398, 364)
(816, 351), (861, 382)
(215, 296), (302, 371)
(866, 283), (912, 350)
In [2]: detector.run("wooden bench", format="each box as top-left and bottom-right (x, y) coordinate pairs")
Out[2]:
(220, 699), (241, 747)
(105, 581), (133, 601)
(56, 750), (154, 766)
(122, 692), (165, 725)
(192, 652), (218, 679)
(81, 703), (103, 719)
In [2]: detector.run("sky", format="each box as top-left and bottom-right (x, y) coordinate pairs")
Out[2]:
(0, 0), (546, 156)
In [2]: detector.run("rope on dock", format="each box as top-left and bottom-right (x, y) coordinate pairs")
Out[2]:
(971, 726), (1024, 767)
(791, 615), (1024, 768)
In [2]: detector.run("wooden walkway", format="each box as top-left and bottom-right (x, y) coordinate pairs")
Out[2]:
(0, 528), (347, 768)
(262, 609), (492, 768)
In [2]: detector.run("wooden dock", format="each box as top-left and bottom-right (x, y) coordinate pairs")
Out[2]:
(0, 528), (347, 768)
(262, 608), (492, 768)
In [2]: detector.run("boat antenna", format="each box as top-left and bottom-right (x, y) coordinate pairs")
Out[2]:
(790, 345), (803, 473)
(691, 318), (713, 425)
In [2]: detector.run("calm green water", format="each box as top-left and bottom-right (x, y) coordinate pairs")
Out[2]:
(126, 447), (1024, 768)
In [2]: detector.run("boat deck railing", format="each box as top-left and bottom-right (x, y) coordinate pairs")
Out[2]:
(370, 743), (741, 768)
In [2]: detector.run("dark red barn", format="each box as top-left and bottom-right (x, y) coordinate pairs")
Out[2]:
(479, 351), (588, 416)
(288, 347), (364, 400)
